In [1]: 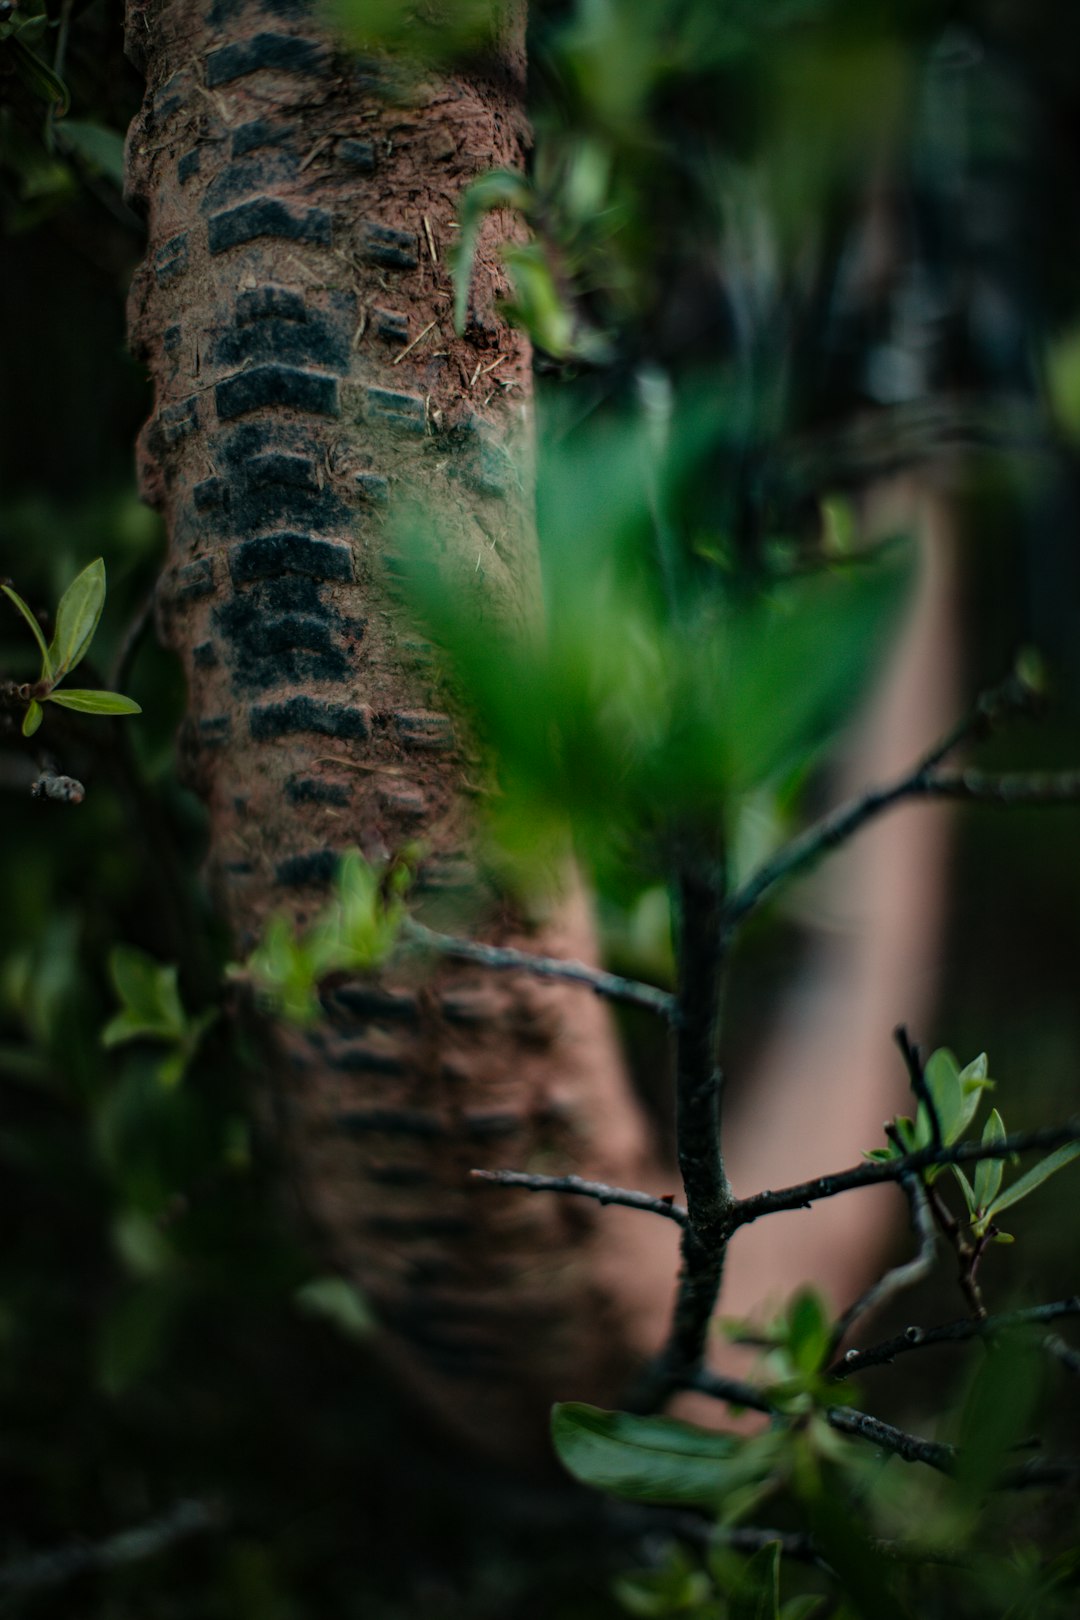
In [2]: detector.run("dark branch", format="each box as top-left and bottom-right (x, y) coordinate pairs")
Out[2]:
(824, 1406), (957, 1473)
(0, 1499), (224, 1598)
(470, 1168), (688, 1225)
(729, 1120), (1080, 1230)
(401, 918), (676, 1020)
(829, 1173), (936, 1356)
(831, 1298), (1080, 1379)
(726, 674), (1067, 927)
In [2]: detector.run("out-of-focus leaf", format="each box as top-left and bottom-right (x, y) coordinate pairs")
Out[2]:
(21, 699), (43, 737)
(552, 1402), (771, 1506)
(294, 1276), (374, 1341)
(47, 556), (106, 679)
(954, 1337), (1042, 1511)
(103, 946), (186, 1047)
(728, 1540), (781, 1620)
(59, 120), (126, 185)
(10, 36), (70, 113)
(453, 167), (533, 332)
(785, 1288), (830, 1378)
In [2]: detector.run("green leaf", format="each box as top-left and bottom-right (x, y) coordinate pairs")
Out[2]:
(452, 167), (533, 332)
(47, 556), (106, 680)
(1, 583), (52, 677)
(950, 1163), (978, 1216)
(922, 1048), (964, 1144)
(785, 1288), (830, 1377)
(779, 1600), (823, 1620)
(986, 1141), (1080, 1220)
(21, 699), (43, 737)
(294, 1276), (374, 1341)
(551, 1403), (763, 1507)
(102, 946), (186, 1047)
(57, 120), (125, 185)
(502, 241), (576, 357)
(954, 1336), (1042, 1509)
(46, 688), (141, 716)
(10, 36), (70, 113)
(956, 1052), (994, 1137)
(614, 1548), (712, 1618)
(974, 1109), (1006, 1213)
(728, 1541), (781, 1620)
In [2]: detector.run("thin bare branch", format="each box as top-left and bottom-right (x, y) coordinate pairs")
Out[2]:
(0, 1499), (224, 1598)
(824, 1406), (957, 1473)
(1043, 1334), (1080, 1377)
(831, 1300), (1080, 1380)
(829, 1174), (936, 1356)
(729, 1120), (1080, 1230)
(400, 918), (676, 1020)
(726, 674), (1065, 927)
(470, 1168), (688, 1225)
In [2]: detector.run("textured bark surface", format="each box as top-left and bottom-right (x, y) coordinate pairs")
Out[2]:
(124, 0), (678, 1458)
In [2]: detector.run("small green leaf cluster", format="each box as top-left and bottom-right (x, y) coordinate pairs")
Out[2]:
(101, 945), (216, 1090)
(552, 1401), (848, 1618)
(867, 1049), (1080, 1244)
(2, 558), (141, 737)
(238, 849), (412, 1025)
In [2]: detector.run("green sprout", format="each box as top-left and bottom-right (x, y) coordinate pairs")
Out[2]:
(236, 849), (414, 1025)
(867, 1048), (1080, 1244)
(2, 558), (141, 737)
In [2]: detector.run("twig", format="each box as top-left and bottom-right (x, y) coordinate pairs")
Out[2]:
(726, 675), (1066, 927)
(829, 1173), (936, 1357)
(729, 1119), (1080, 1230)
(691, 1369), (1080, 1487)
(400, 917), (677, 1020)
(392, 319), (437, 365)
(110, 586), (156, 691)
(824, 1406), (957, 1473)
(895, 1026), (940, 1148)
(470, 1169), (688, 1225)
(1043, 1334), (1080, 1377)
(830, 1298), (1080, 1379)
(0, 1499), (224, 1599)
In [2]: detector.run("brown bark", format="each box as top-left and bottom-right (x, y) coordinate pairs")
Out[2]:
(123, 0), (678, 1459)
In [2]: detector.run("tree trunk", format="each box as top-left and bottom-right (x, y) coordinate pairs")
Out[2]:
(123, 0), (678, 1460)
